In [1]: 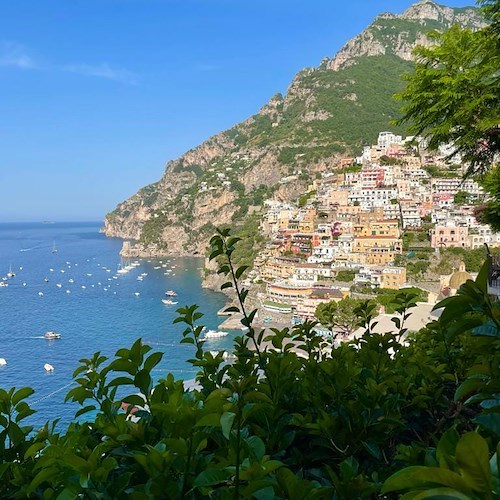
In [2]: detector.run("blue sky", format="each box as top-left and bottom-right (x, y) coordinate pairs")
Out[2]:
(0, 0), (475, 222)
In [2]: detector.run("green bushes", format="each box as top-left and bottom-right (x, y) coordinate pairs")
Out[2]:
(0, 231), (497, 498)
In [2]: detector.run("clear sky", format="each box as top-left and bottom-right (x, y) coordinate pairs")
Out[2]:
(0, 0), (475, 222)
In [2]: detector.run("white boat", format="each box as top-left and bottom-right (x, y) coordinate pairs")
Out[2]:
(51, 241), (58, 253)
(0, 358), (6, 366)
(203, 330), (229, 339)
(134, 292), (140, 296)
(7, 265), (15, 278)
(38, 292), (44, 297)
(165, 290), (178, 297)
(0, 282), (6, 288)
(162, 298), (178, 305)
(44, 331), (61, 340)
(44, 363), (54, 372)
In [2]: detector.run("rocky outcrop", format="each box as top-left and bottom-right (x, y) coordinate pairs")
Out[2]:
(327, 1), (485, 71)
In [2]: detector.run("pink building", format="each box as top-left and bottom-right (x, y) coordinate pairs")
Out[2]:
(431, 226), (469, 249)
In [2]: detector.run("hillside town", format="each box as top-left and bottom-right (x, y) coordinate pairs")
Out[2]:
(241, 131), (497, 323)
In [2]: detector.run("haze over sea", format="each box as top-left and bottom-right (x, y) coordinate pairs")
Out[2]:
(0, 221), (233, 428)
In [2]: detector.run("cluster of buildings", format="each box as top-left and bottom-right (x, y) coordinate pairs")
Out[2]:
(248, 131), (497, 321)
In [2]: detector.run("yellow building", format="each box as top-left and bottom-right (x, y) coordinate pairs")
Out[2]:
(261, 257), (299, 281)
(380, 267), (407, 289)
(353, 236), (403, 266)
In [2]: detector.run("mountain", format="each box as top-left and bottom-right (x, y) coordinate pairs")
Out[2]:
(104, 1), (485, 257)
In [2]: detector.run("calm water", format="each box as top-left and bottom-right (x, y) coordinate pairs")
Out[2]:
(0, 222), (234, 428)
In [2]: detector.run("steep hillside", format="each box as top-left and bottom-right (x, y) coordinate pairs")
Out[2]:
(104, 1), (484, 257)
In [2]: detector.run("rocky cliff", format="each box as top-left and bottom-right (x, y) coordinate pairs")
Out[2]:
(104, 0), (484, 258)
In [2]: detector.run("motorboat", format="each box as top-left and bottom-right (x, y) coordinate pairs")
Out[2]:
(165, 290), (178, 297)
(44, 363), (54, 372)
(162, 298), (178, 305)
(203, 330), (229, 339)
(44, 331), (61, 340)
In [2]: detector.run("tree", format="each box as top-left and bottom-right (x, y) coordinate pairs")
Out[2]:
(396, 2), (500, 176)
(453, 190), (469, 205)
(475, 165), (500, 230)
(315, 297), (366, 337)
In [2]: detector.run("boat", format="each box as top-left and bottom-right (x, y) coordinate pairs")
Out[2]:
(162, 298), (178, 305)
(203, 330), (229, 339)
(44, 363), (54, 372)
(0, 358), (6, 366)
(44, 331), (61, 340)
(165, 290), (178, 297)
(7, 265), (15, 278)
(51, 241), (58, 253)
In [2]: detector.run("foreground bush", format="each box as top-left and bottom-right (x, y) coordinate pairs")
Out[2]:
(0, 230), (498, 498)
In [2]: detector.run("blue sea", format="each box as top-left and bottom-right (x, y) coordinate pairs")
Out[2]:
(0, 222), (234, 429)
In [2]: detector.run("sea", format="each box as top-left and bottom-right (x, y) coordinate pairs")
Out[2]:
(0, 222), (235, 429)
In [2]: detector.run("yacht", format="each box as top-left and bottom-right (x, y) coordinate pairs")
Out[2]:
(203, 330), (229, 339)
(165, 290), (178, 297)
(7, 265), (15, 278)
(44, 331), (61, 340)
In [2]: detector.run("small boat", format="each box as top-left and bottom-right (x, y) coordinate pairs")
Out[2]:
(38, 292), (44, 297)
(134, 292), (140, 296)
(7, 265), (15, 278)
(44, 331), (61, 340)
(162, 298), (178, 305)
(0, 282), (6, 288)
(203, 330), (229, 339)
(0, 358), (6, 366)
(44, 363), (54, 372)
(165, 290), (178, 297)
(51, 241), (58, 253)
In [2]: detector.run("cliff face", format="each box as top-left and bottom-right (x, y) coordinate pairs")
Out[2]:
(104, 1), (484, 258)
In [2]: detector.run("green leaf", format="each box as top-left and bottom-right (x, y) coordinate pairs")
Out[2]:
(474, 413), (500, 436)
(221, 282), (233, 290)
(220, 411), (235, 440)
(134, 369), (152, 394)
(75, 405), (96, 418)
(235, 265), (249, 279)
(436, 428), (459, 469)
(193, 468), (229, 487)
(144, 351), (163, 372)
(362, 440), (382, 460)
(403, 487), (473, 499)
(455, 376), (486, 402)
(195, 413), (222, 427)
(27, 466), (59, 494)
(24, 442), (45, 460)
(382, 466), (472, 495)
(107, 376), (134, 387)
(455, 432), (491, 493)
(12, 387), (34, 406)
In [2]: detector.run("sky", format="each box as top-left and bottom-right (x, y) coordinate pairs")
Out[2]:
(0, 0), (475, 222)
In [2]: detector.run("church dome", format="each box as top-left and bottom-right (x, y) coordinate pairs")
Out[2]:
(449, 261), (471, 290)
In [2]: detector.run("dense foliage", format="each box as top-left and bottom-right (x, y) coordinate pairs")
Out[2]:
(396, 10), (500, 176)
(0, 229), (498, 498)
